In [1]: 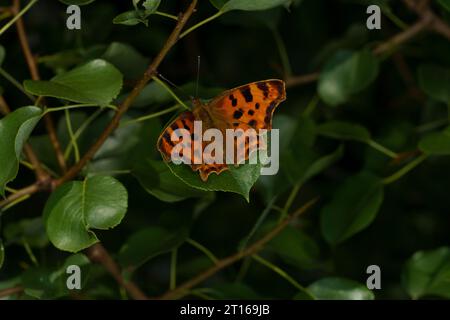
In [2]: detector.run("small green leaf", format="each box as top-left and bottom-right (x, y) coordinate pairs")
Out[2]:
(0, 106), (43, 196)
(59, 0), (96, 5)
(221, 0), (292, 12)
(320, 172), (384, 245)
(418, 64), (450, 104)
(317, 121), (371, 142)
(113, 10), (147, 26)
(167, 161), (261, 202)
(44, 176), (128, 252)
(419, 127), (450, 155)
(24, 59), (123, 105)
(143, 0), (161, 15)
(308, 277), (375, 300)
(118, 226), (188, 269)
(134, 159), (207, 202)
(402, 247), (450, 299)
(318, 50), (379, 106)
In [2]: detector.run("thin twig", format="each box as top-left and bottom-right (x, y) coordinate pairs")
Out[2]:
(0, 183), (40, 209)
(86, 243), (148, 300)
(12, 0), (67, 175)
(0, 286), (24, 299)
(55, 0), (199, 187)
(158, 197), (318, 300)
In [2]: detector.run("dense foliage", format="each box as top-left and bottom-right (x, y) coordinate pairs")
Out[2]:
(0, 0), (450, 300)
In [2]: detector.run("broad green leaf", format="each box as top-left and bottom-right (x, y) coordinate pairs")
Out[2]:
(44, 176), (128, 252)
(167, 160), (261, 202)
(402, 247), (450, 299)
(301, 145), (344, 184)
(438, 0), (450, 12)
(118, 226), (188, 269)
(59, 0), (96, 5)
(24, 59), (123, 105)
(317, 121), (371, 142)
(21, 253), (90, 299)
(210, 0), (227, 9)
(318, 50), (379, 106)
(4, 217), (48, 248)
(418, 64), (450, 104)
(320, 172), (384, 245)
(221, 0), (292, 12)
(143, 0), (161, 14)
(308, 277), (375, 300)
(0, 106), (42, 196)
(113, 10), (147, 26)
(134, 159), (207, 202)
(0, 45), (5, 66)
(419, 127), (450, 155)
(293, 290), (315, 300)
(265, 224), (320, 270)
(102, 42), (149, 80)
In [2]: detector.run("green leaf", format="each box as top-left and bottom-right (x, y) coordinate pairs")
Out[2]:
(221, 0), (292, 12)
(437, 0), (450, 12)
(308, 277), (374, 300)
(300, 145), (344, 184)
(102, 42), (149, 80)
(134, 159), (207, 202)
(59, 0), (96, 5)
(419, 127), (450, 155)
(166, 160), (261, 202)
(320, 172), (384, 245)
(118, 226), (188, 269)
(113, 10), (147, 26)
(402, 247), (450, 299)
(4, 217), (48, 248)
(44, 176), (128, 252)
(265, 224), (320, 269)
(143, 0), (161, 15)
(318, 50), (379, 106)
(0, 106), (42, 196)
(317, 121), (371, 142)
(418, 64), (450, 104)
(24, 59), (123, 105)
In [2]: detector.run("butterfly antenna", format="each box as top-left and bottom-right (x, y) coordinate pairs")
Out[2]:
(195, 55), (201, 99)
(157, 73), (190, 100)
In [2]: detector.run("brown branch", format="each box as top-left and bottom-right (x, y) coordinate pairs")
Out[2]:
(0, 182), (40, 209)
(0, 286), (24, 299)
(285, 72), (319, 88)
(86, 243), (148, 300)
(158, 197), (318, 300)
(12, 0), (67, 175)
(54, 0), (198, 187)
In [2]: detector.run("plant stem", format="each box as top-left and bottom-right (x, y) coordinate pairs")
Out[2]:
(120, 104), (181, 127)
(0, 0), (38, 36)
(252, 254), (309, 293)
(303, 94), (320, 117)
(367, 139), (398, 158)
(279, 182), (301, 222)
(22, 238), (38, 266)
(0, 68), (35, 101)
(154, 11), (178, 21)
(179, 10), (224, 39)
(187, 238), (219, 264)
(382, 154), (427, 185)
(152, 76), (190, 110)
(65, 109), (80, 163)
(272, 29), (292, 77)
(44, 104), (117, 114)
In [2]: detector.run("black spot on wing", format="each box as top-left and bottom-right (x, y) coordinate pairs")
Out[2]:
(181, 119), (191, 130)
(240, 86), (253, 103)
(248, 109), (255, 116)
(248, 119), (256, 127)
(269, 80), (284, 98)
(229, 94), (238, 107)
(233, 110), (243, 119)
(163, 132), (174, 146)
(255, 103), (260, 110)
(257, 82), (269, 99)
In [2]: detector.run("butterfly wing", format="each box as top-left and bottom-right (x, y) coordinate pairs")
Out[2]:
(157, 110), (228, 181)
(206, 79), (286, 162)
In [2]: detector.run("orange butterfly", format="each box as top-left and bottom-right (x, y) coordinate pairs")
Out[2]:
(157, 79), (286, 181)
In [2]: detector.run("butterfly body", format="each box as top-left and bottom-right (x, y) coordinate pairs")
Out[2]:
(157, 79), (286, 181)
